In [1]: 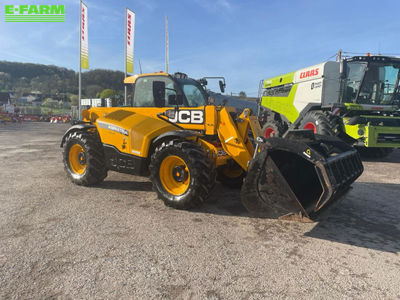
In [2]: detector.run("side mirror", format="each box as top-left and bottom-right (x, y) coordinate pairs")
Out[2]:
(219, 80), (226, 93)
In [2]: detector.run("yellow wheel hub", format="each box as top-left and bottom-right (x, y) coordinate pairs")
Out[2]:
(68, 144), (87, 175)
(159, 155), (190, 195)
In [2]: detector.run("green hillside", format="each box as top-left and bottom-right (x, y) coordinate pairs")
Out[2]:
(0, 61), (125, 99)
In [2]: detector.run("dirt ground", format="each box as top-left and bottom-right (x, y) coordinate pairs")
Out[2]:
(0, 122), (399, 299)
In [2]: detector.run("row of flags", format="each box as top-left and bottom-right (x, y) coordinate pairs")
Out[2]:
(79, 2), (135, 74)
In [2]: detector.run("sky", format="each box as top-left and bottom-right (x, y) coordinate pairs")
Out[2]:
(1, 0), (400, 96)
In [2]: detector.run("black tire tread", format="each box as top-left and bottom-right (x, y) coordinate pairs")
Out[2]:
(149, 139), (215, 209)
(217, 162), (245, 189)
(63, 131), (107, 186)
(262, 120), (286, 138)
(300, 110), (334, 136)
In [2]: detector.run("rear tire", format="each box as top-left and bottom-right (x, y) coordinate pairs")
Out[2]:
(63, 131), (107, 186)
(217, 161), (245, 188)
(299, 111), (334, 136)
(149, 140), (215, 209)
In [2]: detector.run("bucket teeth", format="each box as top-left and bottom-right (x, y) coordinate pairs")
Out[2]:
(325, 151), (363, 188)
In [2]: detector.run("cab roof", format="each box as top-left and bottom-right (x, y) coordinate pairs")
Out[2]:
(347, 55), (400, 63)
(124, 72), (169, 84)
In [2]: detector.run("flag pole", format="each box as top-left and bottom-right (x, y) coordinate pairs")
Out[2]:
(165, 15), (168, 73)
(124, 8), (127, 106)
(78, 0), (82, 121)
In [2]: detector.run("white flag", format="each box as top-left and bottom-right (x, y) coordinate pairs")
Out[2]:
(126, 9), (135, 74)
(80, 1), (89, 69)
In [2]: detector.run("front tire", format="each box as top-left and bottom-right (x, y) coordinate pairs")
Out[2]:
(63, 131), (107, 185)
(149, 140), (214, 209)
(262, 120), (285, 138)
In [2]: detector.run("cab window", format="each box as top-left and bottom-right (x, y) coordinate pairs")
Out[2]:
(182, 84), (206, 107)
(176, 79), (208, 107)
(133, 76), (175, 107)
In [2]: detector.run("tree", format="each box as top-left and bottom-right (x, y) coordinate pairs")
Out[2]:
(0, 72), (11, 91)
(70, 95), (78, 106)
(100, 89), (117, 99)
(42, 97), (55, 107)
(0, 61), (125, 99)
(239, 91), (247, 98)
(85, 84), (103, 98)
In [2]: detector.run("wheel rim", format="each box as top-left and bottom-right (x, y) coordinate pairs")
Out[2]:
(264, 127), (275, 138)
(69, 144), (87, 175)
(159, 155), (190, 195)
(304, 122), (317, 133)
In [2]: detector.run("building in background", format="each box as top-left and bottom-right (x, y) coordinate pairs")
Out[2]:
(0, 92), (15, 113)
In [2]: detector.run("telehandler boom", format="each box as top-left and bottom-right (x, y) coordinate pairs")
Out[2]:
(61, 72), (363, 221)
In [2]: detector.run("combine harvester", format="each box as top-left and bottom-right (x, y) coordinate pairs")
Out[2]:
(61, 72), (363, 221)
(260, 53), (400, 157)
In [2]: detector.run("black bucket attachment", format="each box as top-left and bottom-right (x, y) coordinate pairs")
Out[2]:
(241, 130), (363, 221)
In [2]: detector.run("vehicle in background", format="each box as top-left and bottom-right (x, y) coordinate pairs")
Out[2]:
(259, 52), (400, 157)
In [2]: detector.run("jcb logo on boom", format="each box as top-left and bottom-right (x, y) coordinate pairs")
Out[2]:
(168, 110), (204, 124)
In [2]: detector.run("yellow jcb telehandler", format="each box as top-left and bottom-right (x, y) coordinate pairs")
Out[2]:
(61, 72), (363, 221)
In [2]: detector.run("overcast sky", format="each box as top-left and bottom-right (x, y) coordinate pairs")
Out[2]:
(1, 0), (400, 95)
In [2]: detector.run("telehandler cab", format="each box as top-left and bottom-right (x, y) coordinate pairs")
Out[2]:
(61, 72), (363, 221)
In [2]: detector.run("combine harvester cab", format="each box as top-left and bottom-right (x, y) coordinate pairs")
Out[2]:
(258, 53), (400, 158)
(241, 130), (363, 221)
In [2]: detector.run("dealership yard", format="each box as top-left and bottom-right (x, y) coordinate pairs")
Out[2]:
(0, 122), (399, 299)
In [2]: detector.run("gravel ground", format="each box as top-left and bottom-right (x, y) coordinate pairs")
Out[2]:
(0, 122), (399, 299)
